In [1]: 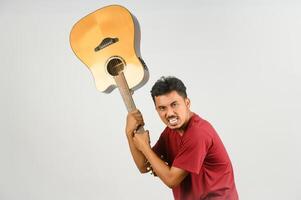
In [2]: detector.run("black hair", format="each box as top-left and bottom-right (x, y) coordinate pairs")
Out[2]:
(150, 76), (187, 102)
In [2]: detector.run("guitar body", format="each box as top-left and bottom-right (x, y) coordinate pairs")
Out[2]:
(70, 5), (149, 93)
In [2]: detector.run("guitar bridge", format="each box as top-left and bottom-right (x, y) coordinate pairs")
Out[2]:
(95, 37), (119, 52)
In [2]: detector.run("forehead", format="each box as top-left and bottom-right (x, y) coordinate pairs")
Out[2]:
(154, 91), (184, 106)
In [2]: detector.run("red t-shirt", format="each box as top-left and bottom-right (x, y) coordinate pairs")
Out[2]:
(152, 113), (239, 200)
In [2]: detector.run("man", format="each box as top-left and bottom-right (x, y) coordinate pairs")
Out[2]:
(125, 76), (239, 200)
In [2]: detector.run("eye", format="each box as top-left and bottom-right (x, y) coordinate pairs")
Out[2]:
(158, 106), (166, 111)
(171, 102), (178, 108)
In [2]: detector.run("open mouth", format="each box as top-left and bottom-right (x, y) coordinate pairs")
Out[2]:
(168, 116), (178, 126)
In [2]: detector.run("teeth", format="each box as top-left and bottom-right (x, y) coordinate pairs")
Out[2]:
(168, 117), (178, 125)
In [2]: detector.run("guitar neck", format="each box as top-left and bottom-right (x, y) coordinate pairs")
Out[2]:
(113, 72), (145, 132)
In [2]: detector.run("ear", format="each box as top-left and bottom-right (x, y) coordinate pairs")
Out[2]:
(185, 98), (191, 108)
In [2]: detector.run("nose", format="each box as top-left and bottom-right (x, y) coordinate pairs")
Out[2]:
(166, 107), (175, 118)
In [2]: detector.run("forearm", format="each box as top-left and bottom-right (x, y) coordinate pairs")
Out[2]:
(141, 146), (176, 188)
(126, 135), (149, 173)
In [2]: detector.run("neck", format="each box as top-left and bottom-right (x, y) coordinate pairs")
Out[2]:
(176, 111), (193, 134)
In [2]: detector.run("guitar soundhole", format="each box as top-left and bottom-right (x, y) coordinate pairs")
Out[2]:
(107, 58), (124, 76)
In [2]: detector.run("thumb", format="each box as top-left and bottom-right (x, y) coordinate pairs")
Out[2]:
(145, 130), (151, 144)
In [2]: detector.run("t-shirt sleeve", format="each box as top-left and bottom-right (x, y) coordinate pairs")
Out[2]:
(152, 131), (166, 159)
(172, 127), (212, 174)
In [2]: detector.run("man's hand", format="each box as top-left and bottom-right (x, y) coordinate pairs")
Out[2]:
(133, 130), (151, 152)
(125, 109), (145, 138)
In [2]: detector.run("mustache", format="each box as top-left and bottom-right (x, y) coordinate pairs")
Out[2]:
(167, 115), (178, 120)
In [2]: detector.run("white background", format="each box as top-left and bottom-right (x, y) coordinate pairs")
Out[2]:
(0, 0), (300, 199)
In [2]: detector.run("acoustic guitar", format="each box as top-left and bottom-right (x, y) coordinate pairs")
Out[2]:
(70, 5), (149, 132)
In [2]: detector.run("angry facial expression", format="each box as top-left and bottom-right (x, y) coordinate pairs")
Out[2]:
(154, 91), (192, 132)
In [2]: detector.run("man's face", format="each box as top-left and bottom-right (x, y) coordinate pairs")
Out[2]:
(154, 90), (191, 131)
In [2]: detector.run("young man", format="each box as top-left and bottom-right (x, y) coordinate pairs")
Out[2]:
(125, 76), (239, 200)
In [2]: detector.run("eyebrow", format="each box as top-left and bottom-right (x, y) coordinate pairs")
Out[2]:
(170, 101), (178, 105)
(157, 101), (178, 108)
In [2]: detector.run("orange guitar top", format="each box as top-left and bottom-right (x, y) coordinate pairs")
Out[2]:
(70, 5), (149, 93)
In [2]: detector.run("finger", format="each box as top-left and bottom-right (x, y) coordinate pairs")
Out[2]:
(135, 123), (145, 131)
(136, 118), (144, 124)
(133, 112), (143, 119)
(128, 110), (139, 117)
(133, 109), (141, 114)
(134, 117), (143, 124)
(131, 114), (141, 121)
(135, 123), (140, 129)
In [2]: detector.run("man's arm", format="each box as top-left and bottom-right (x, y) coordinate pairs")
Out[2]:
(125, 110), (150, 173)
(133, 131), (189, 188)
(126, 133), (150, 173)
